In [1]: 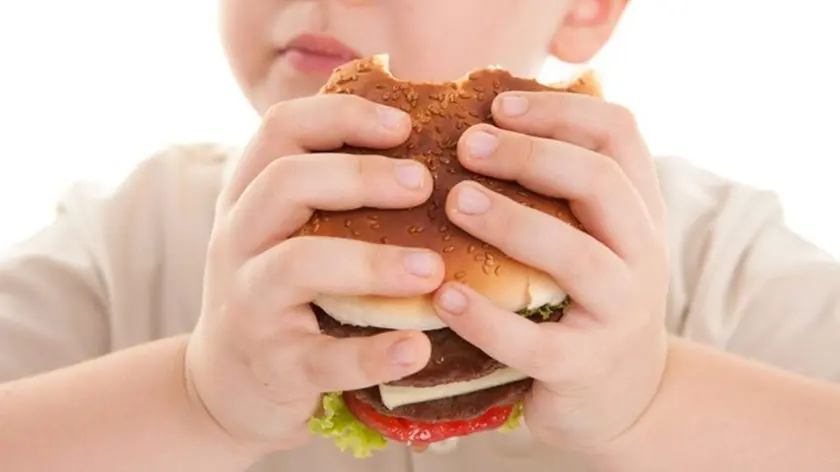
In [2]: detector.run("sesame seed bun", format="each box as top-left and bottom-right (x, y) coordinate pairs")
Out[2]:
(294, 55), (600, 331)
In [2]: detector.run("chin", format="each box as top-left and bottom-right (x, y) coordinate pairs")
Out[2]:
(296, 54), (602, 457)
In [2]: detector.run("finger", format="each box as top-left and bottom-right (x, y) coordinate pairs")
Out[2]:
(446, 181), (629, 318)
(238, 236), (445, 315)
(490, 92), (665, 222)
(432, 282), (566, 382)
(296, 329), (432, 393)
(228, 153), (432, 255)
(222, 94), (412, 205)
(457, 125), (656, 259)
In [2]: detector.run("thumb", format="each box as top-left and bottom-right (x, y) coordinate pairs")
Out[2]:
(294, 330), (431, 394)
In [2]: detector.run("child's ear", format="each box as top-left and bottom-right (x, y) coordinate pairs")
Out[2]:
(549, 0), (628, 63)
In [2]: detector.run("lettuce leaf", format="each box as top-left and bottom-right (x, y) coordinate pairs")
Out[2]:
(308, 392), (388, 458)
(498, 401), (524, 432)
(516, 298), (571, 320)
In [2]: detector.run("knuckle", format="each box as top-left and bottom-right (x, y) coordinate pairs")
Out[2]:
(341, 154), (379, 203)
(494, 201), (520, 247)
(588, 156), (625, 197)
(227, 160), (300, 252)
(302, 355), (330, 391)
(539, 91), (571, 116)
(518, 134), (541, 178)
(362, 243), (393, 283)
(261, 338), (297, 382)
(608, 103), (638, 128)
(274, 236), (308, 272)
(352, 153), (373, 182)
(263, 100), (295, 132)
(336, 93), (371, 114)
(243, 238), (303, 298)
(214, 190), (235, 216)
(258, 156), (314, 213)
(263, 154), (300, 189)
(258, 105), (291, 148)
(335, 94), (376, 128)
(235, 249), (276, 294)
(207, 217), (234, 258)
(225, 216), (254, 257)
(566, 238), (603, 279)
(581, 240), (610, 275)
(356, 340), (385, 384)
(605, 103), (639, 140)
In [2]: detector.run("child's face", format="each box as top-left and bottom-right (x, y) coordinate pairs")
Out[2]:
(220, 0), (608, 114)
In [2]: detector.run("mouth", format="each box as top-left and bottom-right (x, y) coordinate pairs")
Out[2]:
(279, 33), (361, 75)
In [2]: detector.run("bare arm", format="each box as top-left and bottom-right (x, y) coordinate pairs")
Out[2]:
(615, 159), (840, 470)
(0, 147), (256, 471)
(592, 337), (840, 472)
(0, 336), (262, 472)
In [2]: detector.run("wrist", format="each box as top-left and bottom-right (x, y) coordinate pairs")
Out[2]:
(177, 335), (268, 464)
(582, 334), (673, 469)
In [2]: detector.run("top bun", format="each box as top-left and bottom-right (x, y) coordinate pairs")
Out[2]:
(294, 55), (601, 331)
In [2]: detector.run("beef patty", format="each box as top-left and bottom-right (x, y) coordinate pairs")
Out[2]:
(312, 304), (564, 387)
(313, 304), (566, 423)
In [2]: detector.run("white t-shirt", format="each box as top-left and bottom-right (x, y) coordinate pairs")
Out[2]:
(2, 143), (839, 471)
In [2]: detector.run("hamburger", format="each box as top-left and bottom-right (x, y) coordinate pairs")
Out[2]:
(303, 55), (601, 457)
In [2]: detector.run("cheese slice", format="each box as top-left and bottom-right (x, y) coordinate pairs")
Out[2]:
(378, 368), (528, 410)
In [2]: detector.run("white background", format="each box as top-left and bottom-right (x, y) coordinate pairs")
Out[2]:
(0, 1), (839, 254)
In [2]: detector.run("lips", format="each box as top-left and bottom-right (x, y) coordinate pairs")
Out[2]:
(280, 33), (361, 75)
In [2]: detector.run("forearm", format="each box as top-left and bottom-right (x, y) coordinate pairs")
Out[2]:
(0, 336), (261, 472)
(591, 336), (840, 472)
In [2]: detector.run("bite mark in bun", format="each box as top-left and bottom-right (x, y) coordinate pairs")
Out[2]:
(301, 55), (601, 457)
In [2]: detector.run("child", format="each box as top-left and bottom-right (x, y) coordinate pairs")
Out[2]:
(3, 0), (840, 471)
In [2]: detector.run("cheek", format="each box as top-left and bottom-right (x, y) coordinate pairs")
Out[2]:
(219, 0), (274, 89)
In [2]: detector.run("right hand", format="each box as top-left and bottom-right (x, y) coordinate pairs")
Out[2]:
(184, 94), (443, 454)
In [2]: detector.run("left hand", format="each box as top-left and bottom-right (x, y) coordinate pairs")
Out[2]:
(433, 90), (670, 453)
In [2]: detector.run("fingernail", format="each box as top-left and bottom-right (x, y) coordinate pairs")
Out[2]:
(467, 131), (497, 158)
(499, 95), (529, 116)
(403, 251), (437, 277)
(377, 105), (407, 130)
(390, 337), (418, 365)
(394, 162), (425, 189)
(456, 186), (491, 214)
(437, 288), (467, 314)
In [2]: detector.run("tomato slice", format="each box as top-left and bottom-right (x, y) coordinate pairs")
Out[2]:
(343, 393), (513, 445)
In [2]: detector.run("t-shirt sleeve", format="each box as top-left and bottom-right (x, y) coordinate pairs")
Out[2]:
(661, 156), (840, 381)
(0, 144), (226, 383)
(0, 201), (110, 381)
